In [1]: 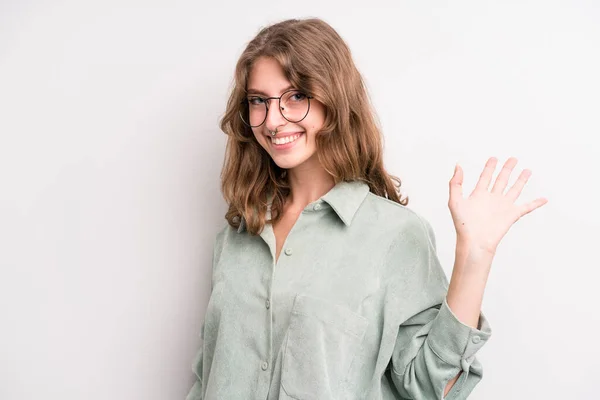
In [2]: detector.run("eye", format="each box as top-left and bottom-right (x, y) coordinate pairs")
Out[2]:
(289, 92), (307, 102)
(248, 96), (265, 106)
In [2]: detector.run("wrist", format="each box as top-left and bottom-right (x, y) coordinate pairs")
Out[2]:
(456, 238), (497, 260)
(453, 244), (494, 278)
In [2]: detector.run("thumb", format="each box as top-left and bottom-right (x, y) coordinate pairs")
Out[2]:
(449, 163), (463, 202)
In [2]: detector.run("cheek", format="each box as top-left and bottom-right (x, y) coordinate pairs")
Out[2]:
(252, 134), (269, 151)
(309, 105), (326, 131)
(252, 129), (265, 144)
(308, 112), (325, 133)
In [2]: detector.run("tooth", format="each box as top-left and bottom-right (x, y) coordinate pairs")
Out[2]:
(273, 134), (301, 145)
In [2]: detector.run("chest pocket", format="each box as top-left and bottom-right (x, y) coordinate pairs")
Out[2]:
(280, 294), (369, 399)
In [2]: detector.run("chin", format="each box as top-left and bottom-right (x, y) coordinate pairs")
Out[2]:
(271, 154), (311, 170)
(272, 159), (300, 170)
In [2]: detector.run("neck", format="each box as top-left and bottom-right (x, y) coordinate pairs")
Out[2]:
(285, 156), (335, 212)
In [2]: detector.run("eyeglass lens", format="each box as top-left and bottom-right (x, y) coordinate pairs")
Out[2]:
(241, 90), (310, 128)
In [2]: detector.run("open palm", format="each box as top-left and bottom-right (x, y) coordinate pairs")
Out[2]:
(448, 157), (548, 255)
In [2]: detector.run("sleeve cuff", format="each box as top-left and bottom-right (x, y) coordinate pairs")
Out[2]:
(425, 298), (492, 371)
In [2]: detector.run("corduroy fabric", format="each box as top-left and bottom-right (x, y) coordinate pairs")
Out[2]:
(186, 180), (491, 400)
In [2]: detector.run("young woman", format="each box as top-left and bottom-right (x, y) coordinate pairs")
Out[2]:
(186, 18), (547, 400)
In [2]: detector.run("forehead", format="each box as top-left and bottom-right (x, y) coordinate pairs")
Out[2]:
(247, 57), (292, 96)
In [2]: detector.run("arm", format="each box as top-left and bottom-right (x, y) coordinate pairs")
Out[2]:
(443, 246), (493, 397)
(443, 157), (547, 394)
(185, 335), (204, 400)
(387, 217), (492, 400)
(185, 227), (228, 400)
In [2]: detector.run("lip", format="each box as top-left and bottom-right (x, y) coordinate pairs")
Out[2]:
(269, 132), (304, 150)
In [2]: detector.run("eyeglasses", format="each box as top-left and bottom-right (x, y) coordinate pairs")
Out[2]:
(239, 89), (314, 128)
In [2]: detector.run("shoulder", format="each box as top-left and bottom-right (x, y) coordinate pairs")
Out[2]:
(362, 194), (446, 290)
(212, 222), (234, 260)
(358, 191), (437, 247)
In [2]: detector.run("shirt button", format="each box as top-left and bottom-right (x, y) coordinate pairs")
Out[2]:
(472, 335), (481, 344)
(261, 361), (268, 370)
(313, 203), (322, 211)
(284, 248), (293, 256)
(265, 299), (270, 309)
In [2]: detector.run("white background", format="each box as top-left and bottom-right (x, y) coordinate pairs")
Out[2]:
(1, 1), (598, 399)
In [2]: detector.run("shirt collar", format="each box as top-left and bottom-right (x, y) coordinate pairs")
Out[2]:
(321, 180), (370, 226)
(237, 180), (370, 233)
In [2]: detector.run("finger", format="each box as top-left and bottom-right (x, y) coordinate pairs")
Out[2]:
(518, 197), (549, 218)
(491, 157), (519, 194)
(474, 157), (498, 193)
(449, 163), (463, 204)
(505, 169), (532, 202)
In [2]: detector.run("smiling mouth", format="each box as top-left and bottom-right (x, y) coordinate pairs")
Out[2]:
(270, 133), (303, 145)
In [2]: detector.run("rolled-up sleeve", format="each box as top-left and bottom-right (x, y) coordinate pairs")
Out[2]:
(385, 213), (492, 400)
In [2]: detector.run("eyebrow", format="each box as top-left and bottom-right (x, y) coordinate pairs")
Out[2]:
(246, 85), (294, 96)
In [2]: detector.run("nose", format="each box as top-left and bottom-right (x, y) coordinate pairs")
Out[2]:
(264, 99), (286, 132)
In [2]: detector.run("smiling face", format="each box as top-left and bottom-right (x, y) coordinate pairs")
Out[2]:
(246, 56), (326, 170)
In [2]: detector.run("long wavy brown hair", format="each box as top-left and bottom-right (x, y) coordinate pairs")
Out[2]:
(219, 17), (409, 236)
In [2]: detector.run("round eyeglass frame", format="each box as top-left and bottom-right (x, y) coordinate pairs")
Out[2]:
(239, 89), (314, 128)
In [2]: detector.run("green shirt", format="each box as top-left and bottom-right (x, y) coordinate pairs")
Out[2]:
(186, 180), (491, 400)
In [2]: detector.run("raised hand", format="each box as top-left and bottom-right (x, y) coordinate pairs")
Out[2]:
(448, 157), (548, 255)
